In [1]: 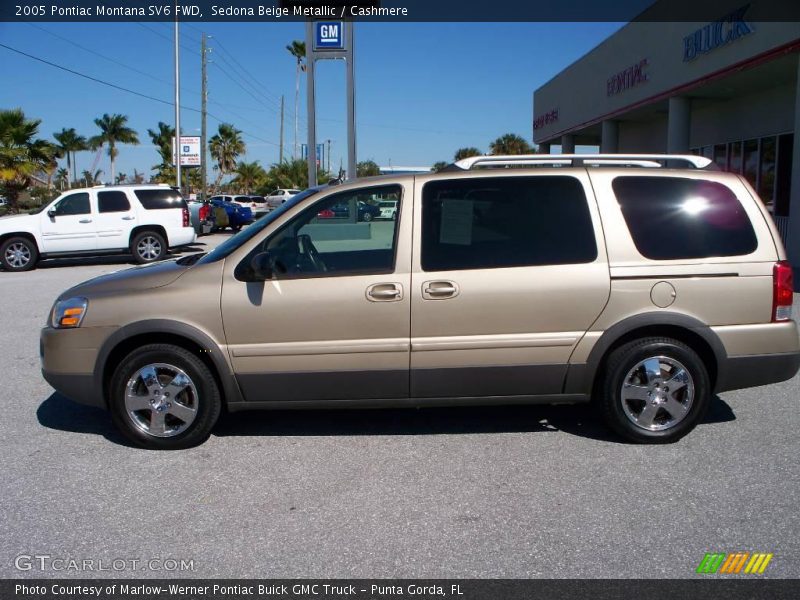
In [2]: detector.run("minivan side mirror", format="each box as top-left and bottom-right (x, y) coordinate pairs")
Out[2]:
(249, 251), (274, 281)
(47, 208), (57, 218)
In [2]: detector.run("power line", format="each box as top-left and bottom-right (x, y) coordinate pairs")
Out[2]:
(24, 22), (202, 98)
(0, 42), (280, 149)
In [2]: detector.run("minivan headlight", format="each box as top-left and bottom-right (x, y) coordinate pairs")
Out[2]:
(51, 297), (88, 329)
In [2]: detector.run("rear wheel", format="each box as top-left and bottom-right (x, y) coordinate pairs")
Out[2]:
(0, 236), (38, 271)
(131, 230), (166, 264)
(109, 344), (222, 449)
(599, 337), (710, 443)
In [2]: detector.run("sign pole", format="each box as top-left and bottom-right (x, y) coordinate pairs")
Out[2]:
(345, 21), (356, 180)
(305, 20), (317, 187)
(174, 12), (182, 193)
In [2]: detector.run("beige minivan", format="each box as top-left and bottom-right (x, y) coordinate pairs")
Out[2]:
(40, 154), (800, 449)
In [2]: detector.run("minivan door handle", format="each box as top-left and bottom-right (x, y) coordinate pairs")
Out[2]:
(366, 283), (403, 302)
(121, 216), (135, 220)
(422, 280), (459, 300)
(79, 219), (92, 224)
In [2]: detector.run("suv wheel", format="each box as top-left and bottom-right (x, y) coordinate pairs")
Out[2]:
(600, 337), (710, 443)
(109, 344), (222, 449)
(131, 231), (166, 264)
(1, 236), (38, 272)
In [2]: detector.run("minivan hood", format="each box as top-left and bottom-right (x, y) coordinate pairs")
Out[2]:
(59, 259), (191, 300)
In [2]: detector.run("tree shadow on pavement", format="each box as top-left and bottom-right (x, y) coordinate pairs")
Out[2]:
(37, 392), (736, 446)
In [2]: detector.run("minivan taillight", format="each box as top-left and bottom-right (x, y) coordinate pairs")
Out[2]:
(773, 261), (794, 322)
(182, 206), (190, 227)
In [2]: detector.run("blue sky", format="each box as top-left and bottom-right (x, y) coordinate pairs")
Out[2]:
(0, 21), (623, 180)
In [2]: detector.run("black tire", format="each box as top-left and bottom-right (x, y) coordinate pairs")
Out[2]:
(0, 236), (39, 272)
(109, 343), (222, 450)
(130, 230), (167, 264)
(362, 212), (373, 222)
(599, 337), (710, 444)
(231, 224), (242, 233)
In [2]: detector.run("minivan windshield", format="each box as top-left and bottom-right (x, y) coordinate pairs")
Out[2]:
(196, 187), (322, 265)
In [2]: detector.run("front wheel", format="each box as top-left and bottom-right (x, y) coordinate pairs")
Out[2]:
(1, 236), (39, 271)
(599, 337), (710, 444)
(131, 230), (167, 264)
(109, 344), (222, 449)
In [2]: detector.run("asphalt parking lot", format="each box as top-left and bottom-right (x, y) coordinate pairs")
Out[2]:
(1, 234), (799, 579)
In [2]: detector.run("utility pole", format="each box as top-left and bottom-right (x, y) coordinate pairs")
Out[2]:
(279, 95), (285, 163)
(174, 16), (181, 194)
(327, 139), (331, 173)
(200, 32), (208, 200)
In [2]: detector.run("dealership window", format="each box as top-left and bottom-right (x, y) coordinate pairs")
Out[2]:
(421, 176), (597, 271)
(743, 139), (759, 193)
(613, 176), (757, 260)
(692, 134), (794, 215)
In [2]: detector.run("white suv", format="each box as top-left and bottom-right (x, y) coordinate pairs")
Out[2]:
(265, 188), (301, 211)
(0, 184), (196, 272)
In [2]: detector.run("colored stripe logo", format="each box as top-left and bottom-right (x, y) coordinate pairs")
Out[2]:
(697, 552), (773, 574)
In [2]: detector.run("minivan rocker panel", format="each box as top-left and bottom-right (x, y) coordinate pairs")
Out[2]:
(40, 155), (800, 449)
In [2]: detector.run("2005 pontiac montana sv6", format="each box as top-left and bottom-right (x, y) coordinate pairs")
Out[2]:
(40, 154), (800, 449)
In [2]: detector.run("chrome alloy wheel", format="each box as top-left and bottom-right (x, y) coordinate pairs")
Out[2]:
(124, 363), (199, 438)
(620, 356), (694, 432)
(136, 236), (162, 261)
(5, 242), (31, 268)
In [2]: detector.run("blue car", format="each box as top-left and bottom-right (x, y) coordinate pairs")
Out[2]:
(209, 197), (254, 232)
(329, 200), (381, 222)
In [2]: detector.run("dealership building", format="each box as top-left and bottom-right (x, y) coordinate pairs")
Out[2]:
(532, 1), (800, 271)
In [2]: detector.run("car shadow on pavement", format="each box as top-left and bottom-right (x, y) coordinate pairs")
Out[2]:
(37, 392), (736, 446)
(36, 392), (136, 447)
(36, 243), (208, 270)
(212, 395), (737, 443)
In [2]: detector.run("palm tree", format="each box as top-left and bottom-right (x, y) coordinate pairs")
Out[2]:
(286, 40), (306, 160)
(55, 167), (69, 190)
(0, 109), (56, 212)
(233, 160), (266, 193)
(489, 134), (533, 155)
(53, 128), (88, 188)
(82, 168), (103, 186)
(147, 121), (176, 183)
(454, 147), (482, 161)
(89, 113), (139, 184)
(356, 160), (381, 178)
(431, 161), (449, 173)
(116, 172), (127, 184)
(267, 158), (326, 190)
(209, 123), (245, 189)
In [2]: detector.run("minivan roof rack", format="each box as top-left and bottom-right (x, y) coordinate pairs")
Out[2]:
(449, 154), (715, 171)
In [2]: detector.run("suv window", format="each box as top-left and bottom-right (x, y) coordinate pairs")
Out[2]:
(421, 176), (597, 271)
(97, 191), (130, 213)
(236, 185), (402, 280)
(54, 192), (90, 216)
(133, 189), (186, 210)
(613, 176), (758, 260)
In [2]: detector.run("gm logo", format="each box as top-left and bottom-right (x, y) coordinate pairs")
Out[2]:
(696, 552), (773, 574)
(315, 21), (344, 50)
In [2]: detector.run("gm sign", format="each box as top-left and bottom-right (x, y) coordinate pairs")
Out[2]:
(315, 21), (344, 50)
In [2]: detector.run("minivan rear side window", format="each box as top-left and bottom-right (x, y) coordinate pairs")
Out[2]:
(612, 177), (757, 260)
(134, 189), (187, 210)
(421, 176), (597, 271)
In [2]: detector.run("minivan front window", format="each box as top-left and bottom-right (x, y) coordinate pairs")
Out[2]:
(197, 188), (321, 264)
